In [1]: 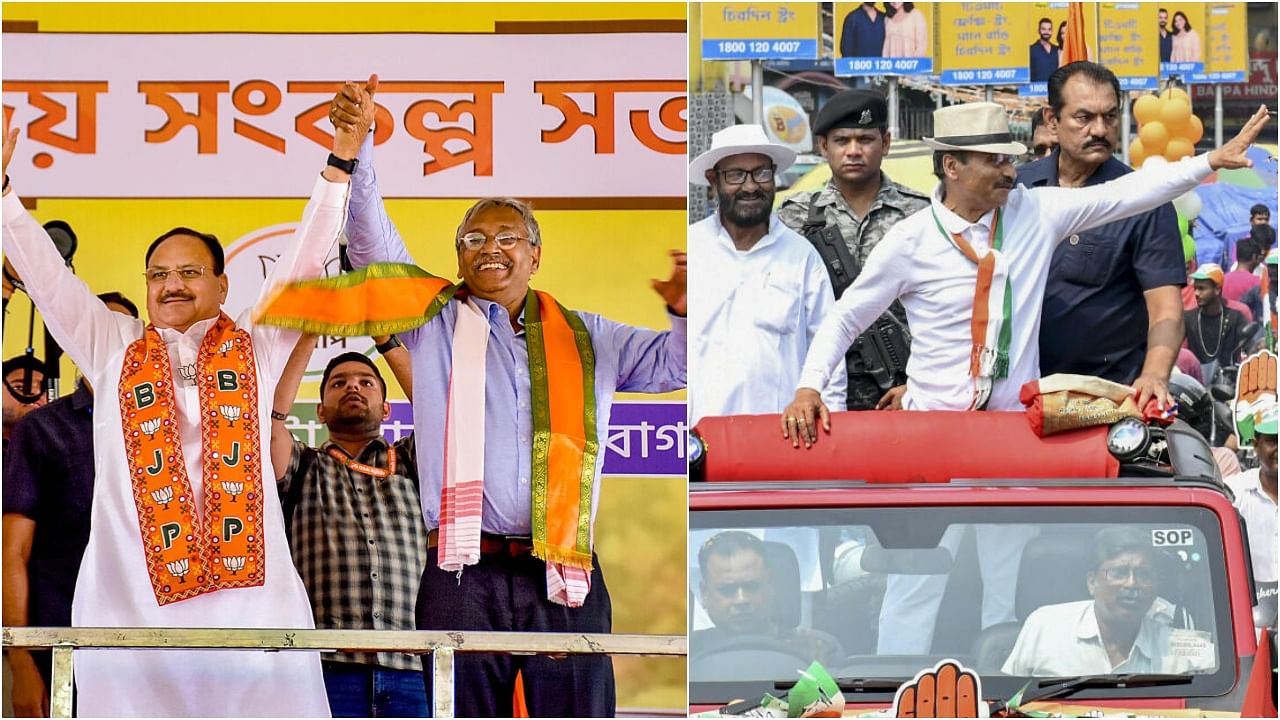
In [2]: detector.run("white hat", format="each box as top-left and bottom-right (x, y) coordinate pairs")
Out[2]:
(689, 124), (797, 186)
(922, 102), (1028, 156)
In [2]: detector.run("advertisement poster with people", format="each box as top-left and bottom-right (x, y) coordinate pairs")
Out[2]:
(1160, 2), (1207, 76)
(1022, 2), (1100, 96)
(834, 2), (935, 76)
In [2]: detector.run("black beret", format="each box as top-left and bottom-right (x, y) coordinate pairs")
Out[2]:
(812, 89), (888, 136)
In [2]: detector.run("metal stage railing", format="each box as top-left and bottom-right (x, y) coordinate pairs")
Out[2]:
(3, 627), (687, 718)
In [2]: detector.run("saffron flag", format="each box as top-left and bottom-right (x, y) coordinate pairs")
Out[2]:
(1062, 2), (1090, 64)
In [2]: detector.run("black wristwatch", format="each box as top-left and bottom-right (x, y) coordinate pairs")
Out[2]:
(375, 336), (403, 355)
(326, 153), (359, 174)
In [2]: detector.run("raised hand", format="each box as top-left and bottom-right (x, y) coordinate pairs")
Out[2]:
(894, 661), (982, 718)
(1207, 105), (1271, 171)
(329, 73), (379, 159)
(1234, 349), (1277, 443)
(650, 250), (686, 315)
(3, 113), (18, 182)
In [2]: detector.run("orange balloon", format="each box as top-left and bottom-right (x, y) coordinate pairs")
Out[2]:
(1128, 137), (1146, 166)
(1164, 137), (1195, 161)
(1160, 98), (1192, 134)
(1186, 113), (1204, 144)
(1139, 121), (1170, 154)
(1134, 94), (1161, 126)
(1160, 86), (1191, 104)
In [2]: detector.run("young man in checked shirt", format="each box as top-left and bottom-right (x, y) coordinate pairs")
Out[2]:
(271, 342), (426, 718)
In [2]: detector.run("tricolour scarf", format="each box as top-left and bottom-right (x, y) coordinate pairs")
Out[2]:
(118, 313), (265, 606)
(256, 263), (598, 606)
(931, 205), (1011, 410)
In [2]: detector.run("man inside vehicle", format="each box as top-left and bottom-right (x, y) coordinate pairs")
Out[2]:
(1003, 527), (1215, 676)
(693, 531), (844, 667)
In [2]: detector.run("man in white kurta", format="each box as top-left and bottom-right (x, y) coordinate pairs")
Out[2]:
(1, 120), (352, 715)
(688, 213), (843, 423)
(688, 124), (844, 425)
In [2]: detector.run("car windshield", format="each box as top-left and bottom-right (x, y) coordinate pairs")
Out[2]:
(689, 504), (1234, 703)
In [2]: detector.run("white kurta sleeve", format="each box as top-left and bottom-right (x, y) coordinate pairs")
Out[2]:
(797, 225), (908, 394)
(805, 255), (847, 408)
(1, 189), (141, 376)
(1035, 154), (1213, 242)
(248, 173), (349, 375)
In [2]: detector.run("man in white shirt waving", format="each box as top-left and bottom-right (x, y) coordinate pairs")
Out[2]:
(783, 101), (1271, 445)
(688, 124), (844, 425)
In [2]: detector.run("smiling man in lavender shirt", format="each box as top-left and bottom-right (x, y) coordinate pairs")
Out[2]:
(328, 80), (686, 718)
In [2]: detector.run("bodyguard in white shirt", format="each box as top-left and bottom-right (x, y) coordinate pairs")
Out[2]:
(688, 125), (845, 424)
(782, 101), (1272, 445)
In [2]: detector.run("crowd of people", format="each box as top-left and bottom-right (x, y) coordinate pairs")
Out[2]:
(2, 76), (686, 718)
(688, 60), (1276, 647)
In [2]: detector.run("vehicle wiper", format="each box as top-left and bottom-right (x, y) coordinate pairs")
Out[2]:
(775, 677), (902, 692)
(990, 673), (1191, 714)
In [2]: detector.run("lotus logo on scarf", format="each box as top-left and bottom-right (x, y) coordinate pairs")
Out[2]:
(222, 556), (246, 574)
(140, 418), (162, 439)
(219, 405), (242, 427)
(151, 487), (174, 509)
(166, 558), (191, 582)
(221, 481), (244, 500)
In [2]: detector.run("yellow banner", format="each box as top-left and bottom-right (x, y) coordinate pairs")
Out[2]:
(700, 3), (819, 59)
(1203, 2), (1248, 81)
(936, 3), (1030, 85)
(1098, 2), (1161, 90)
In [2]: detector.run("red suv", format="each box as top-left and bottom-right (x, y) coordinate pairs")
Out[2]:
(689, 411), (1275, 715)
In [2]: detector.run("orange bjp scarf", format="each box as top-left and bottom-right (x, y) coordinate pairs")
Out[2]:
(119, 313), (266, 606)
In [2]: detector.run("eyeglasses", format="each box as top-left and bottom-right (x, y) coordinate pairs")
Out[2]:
(145, 265), (208, 284)
(715, 166), (776, 185)
(457, 231), (530, 251)
(1100, 564), (1156, 585)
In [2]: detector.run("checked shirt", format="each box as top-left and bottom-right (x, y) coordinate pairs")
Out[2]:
(280, 435), (427, 670)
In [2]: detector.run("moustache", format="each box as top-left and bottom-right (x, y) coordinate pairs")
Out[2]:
(159, 293), (195, 303)
(995, 180), (1015, 190)
(473, 254), (511, 270)
(340, 393), (369, 407)
(1085, 139), (1112, 150)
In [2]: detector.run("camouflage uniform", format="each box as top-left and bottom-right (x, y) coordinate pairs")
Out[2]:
(777, 175), (929, 409)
